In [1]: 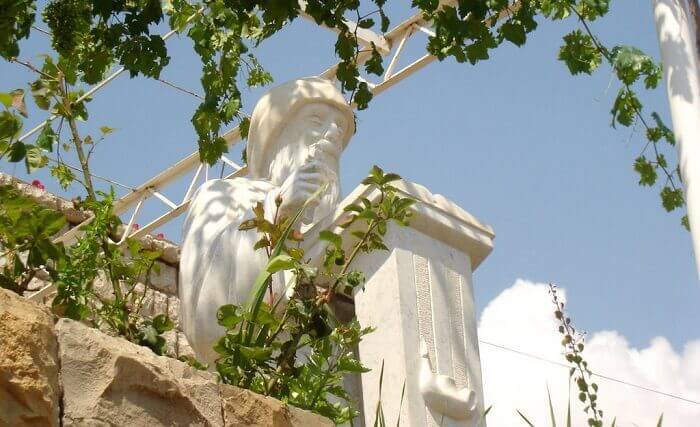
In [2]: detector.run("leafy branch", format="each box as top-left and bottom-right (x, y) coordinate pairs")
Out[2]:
(2, 1), (687, 227)
(549, 283), (603, 427)
(213, 166), (414, 423)
(552, 1), (686, 227)
(0, 52), (175, 355)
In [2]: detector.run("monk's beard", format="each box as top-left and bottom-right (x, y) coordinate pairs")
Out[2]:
(268, 140), (341, 223)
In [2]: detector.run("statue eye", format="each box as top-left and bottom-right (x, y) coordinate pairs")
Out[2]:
(308, 115), (323, 125)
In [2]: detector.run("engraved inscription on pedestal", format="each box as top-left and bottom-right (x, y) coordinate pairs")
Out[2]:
(414, 255), (477, 424)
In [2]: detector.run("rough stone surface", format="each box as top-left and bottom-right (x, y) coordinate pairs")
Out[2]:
(168, 295), (182, 328)
(0, 288), (60, 427)
(55, 319), (332, 426)
(220, 385), (334, 427)
(148, 262), (178, 295)
(0, 172), (88, 224)
(57, 318), (223, 426)
(176, 331), (196, 359)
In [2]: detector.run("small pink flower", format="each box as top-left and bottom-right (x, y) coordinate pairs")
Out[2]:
(31, 179), (44, 190)
(132, 223), (140, 230)
(156, 233), (165, 240)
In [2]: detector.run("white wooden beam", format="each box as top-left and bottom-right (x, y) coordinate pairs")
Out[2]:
(55, 3), (515, 248)
(298, 0), (391, 54)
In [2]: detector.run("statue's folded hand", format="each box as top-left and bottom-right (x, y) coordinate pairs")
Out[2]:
(277, 161), (326, 217)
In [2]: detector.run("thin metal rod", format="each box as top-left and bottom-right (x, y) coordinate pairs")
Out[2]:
(415, 25), (435, 37)
(356, 76), (377, 89)
(220, 155), (242, 170)
(128, 167), (247, 240)
(384, 26), (413, 81)
(31, 25), (51, 36)
(53, 216), (93, 245)
(183, 164), (204, 203)
(156, 77), (203, 99)
(118, 198), (144, 244)
(46, 157), (135, 190)
(373, 53), (435, 97)
(149, 189), (178, 210)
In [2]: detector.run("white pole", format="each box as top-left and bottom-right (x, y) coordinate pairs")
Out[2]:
(653, 0), (700, 278)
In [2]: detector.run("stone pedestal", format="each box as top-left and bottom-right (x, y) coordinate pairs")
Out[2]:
(308, 181), (494, 426)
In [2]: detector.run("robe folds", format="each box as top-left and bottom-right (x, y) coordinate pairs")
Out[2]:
(179, 178), (286, 364)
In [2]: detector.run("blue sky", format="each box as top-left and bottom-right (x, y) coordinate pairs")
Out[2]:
(2, 1), (698, 355)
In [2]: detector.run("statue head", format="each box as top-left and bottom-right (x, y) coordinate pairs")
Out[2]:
(246, 77), (354, 180)
(246, 77), (355, 222)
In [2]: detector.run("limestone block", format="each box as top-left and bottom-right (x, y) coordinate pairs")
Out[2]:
(92, 277), (170, 321)
(176, 331), (196, 359)
(0, 288), (60, 427)
(220, 385), (333, 427)
(163, 329), (179, 358)
(168, 295), (182, 329)
(148, 262), (178, 295)
(138, 285), (169, 318)
(0, 172), (89, 224)
(56, 318), (223, 426)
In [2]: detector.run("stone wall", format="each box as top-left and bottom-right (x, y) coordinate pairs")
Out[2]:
(0, 288), (332, 427)
(0, 172), (197, 359)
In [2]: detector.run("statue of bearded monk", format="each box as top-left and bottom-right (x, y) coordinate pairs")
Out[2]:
(179, 77), (355, 363)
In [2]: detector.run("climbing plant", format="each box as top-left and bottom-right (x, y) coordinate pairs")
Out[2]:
(0, 0), (688, 226)
(0, 50), (174, 354)
(0, 181), (174, 355)
(0, 1), (689, 421)
(213, 166), (414, 423)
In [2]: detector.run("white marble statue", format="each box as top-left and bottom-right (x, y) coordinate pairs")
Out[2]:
(179, 77), (354, 364)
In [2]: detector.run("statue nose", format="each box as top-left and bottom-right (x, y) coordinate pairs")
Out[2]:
(324, 122), (342, 143)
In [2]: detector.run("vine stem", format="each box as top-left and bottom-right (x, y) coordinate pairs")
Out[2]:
(10, 57), (56, 80)
(330, 189), (386, 296)
(549, 284), (602, 425)
(308, 344), (350, 408)
(571, 6), (681, 193)
(58, 72), (124, 302)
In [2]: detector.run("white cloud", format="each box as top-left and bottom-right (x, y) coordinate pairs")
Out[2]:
(477, 279), (700, 427)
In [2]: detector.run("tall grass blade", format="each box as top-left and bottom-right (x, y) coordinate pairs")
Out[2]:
(374, 360), (386, 427)
(547, 384), (557, 427)
(395, 380), (406, 427)
(478, 405), (493, 426)
(517, 410), (535, 427)
(243, 184), (327, 345)
(656, 413), (664, 427)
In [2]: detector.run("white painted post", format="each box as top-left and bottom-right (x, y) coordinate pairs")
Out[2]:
(305, 181), (495, 426)
(653, 0), (700, 278)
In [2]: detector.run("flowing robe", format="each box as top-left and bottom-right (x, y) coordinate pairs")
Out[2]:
(179, 178), (285, 363)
